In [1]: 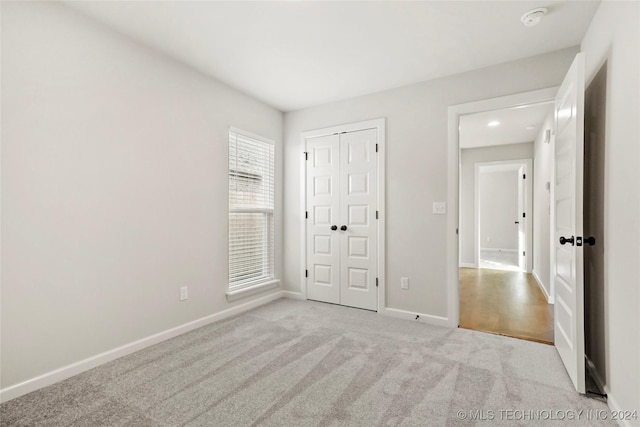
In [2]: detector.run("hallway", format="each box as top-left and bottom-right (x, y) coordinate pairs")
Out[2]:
(459, 268), (554, 344)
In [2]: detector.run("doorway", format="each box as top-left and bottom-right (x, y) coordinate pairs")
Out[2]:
(475, 159), (532, 272)
(301, 119), (385, 312)
(583, 63), (607, 398)
(456, 100), (554, 344)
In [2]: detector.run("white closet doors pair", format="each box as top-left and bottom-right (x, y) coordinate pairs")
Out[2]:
(305, 128), (378, 311)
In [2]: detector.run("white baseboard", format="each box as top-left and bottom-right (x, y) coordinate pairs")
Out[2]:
(281, 290), (305, 300)
(380, 307), (453, 328)
(460, 263), (477, 269)
(0, 290), (284, 403)
(532, 270), (553, 304)
(605, 391), (638, 427)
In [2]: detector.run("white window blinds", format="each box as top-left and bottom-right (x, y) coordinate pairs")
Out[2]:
(228, 129), (275, 290)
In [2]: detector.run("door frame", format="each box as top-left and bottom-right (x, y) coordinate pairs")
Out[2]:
(299, 118), (386, 311)
(447, 87), (558, 328)
(474, 159), (533, 272)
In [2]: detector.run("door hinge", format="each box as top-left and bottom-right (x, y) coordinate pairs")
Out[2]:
(304, 151), (308, 160)
(376, 210), (379, 219)
(523, 251), (525, 257)
(456, 228), (459, 235)
(305, 211), (308, 219)
(375, 143), (378, 153)
(376, 277), (379, 287)
(305, 269), (308, 278)
(523, 173), (526, 179)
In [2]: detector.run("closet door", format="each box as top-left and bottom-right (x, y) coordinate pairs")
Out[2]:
(306, 134), (341, 304)
(339, 129), (378, 310)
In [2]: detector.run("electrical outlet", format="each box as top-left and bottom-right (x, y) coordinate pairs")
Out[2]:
(401, 277), (409, 290)
(180, 286), (188, 301)
(432, 202), (447, 215)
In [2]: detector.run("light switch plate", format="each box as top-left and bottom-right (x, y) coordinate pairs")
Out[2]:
(432, 202), (447, 215)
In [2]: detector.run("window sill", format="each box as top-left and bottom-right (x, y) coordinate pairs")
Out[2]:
(226, 279), (280, 302)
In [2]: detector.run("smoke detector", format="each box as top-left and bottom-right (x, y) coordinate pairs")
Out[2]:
(521, 8), (548, 27)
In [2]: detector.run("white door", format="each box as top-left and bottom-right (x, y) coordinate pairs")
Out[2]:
(305, 129), (378, 311)
(517, 166), (526, 271)
(553, 53), (586, 393)
(339, 129), (378, 310)
(306, 134), (341, 304)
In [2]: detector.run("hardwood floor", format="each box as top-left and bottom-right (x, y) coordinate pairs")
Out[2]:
(459, 268), (554, 344)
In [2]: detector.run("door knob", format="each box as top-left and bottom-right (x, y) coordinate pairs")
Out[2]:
(584, 236), (596, 246)
(330, 225), (337, 231)
(559, 236), (575, 246)
(514, 221), (520, 224)
(340, 225), (348, 231)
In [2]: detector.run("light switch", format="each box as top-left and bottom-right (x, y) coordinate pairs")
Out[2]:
(433, 202), (447, 215)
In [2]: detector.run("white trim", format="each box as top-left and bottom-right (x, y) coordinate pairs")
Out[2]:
(532, 269), (553, 304)
(447, 87), (559, 329)
(0, 291), (284, 403)
(480, 248), (518, 253)
(380, 307), (451, 328)
(300, 118), (386, 312)
(229, 126), (275, 146)
(460, 263), (477, 269)
(603, 391), (634, 427)
(281, 290), (305, 300)
(226, 279), (280, 302)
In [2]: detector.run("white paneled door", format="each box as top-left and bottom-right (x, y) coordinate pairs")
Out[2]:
(553, 53), (586, 393)
(306, 127), (379, 311)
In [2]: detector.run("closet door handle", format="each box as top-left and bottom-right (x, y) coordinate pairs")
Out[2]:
(340, 225), (348, 231)
(330, 225), (338, 231)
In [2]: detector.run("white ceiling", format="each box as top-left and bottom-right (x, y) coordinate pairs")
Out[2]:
(459, 102), (554, 149)
(64, 1), (599, 112)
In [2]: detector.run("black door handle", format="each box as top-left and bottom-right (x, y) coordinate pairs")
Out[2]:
(331, 225), (338, 231)
(584, 236), (596, 246)
(340, 225), (348, 231)
(559, 236), (575, 246)
(515, 221), (520, 224)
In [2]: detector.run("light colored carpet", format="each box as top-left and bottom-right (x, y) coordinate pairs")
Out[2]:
(1, 299), (612, 426)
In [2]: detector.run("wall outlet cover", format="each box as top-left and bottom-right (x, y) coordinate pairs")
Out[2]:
(432, 202), (447, 215)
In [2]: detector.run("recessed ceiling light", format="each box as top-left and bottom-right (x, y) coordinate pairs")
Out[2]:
(521, 8), (548, 27)
(525, 124), (536, 130)
(488, 121), (500, 127)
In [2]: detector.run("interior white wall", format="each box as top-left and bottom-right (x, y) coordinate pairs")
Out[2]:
(460, 143), (533, 266)
(1, 2), (283, 391)
(284, 48), (577, 318)
(532, 111), (554, 298)
(580, 1), (640, 419)
(479, 170), (518, 251)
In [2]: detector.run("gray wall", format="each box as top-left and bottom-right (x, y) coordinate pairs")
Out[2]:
(284, 49), (577, 318)
(1, 2), (283, 389)
(460, 143), (534, 266)
(532, 111), (554, 298)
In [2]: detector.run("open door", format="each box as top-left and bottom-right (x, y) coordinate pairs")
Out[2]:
(553, 53), (586, 393)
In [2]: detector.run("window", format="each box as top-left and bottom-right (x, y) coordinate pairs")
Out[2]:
(228, 128), (275, 291)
